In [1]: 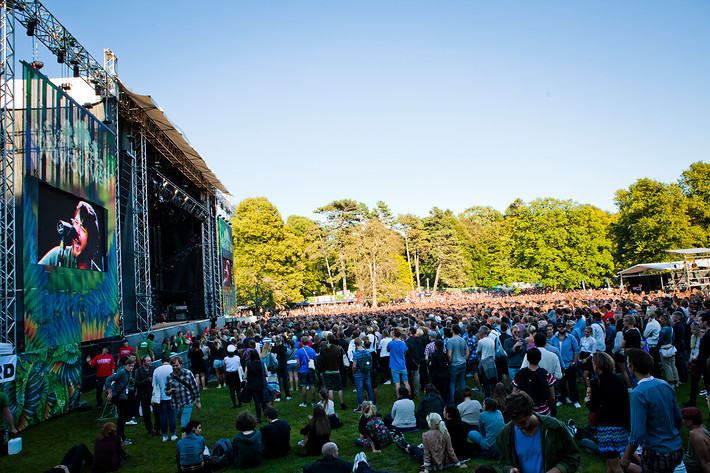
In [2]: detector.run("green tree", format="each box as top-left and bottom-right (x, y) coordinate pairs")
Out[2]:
(315, 199), (362, 294)
(286, 215), (337, 296)
(506, 198), (614, 287)
(422, 208), (468, 291)
(613, 178), (702, 268)
(232, 198), (305, 312)
(458, 206), (505, 287)
(348, 218), (411, 306)
(395, 214), (427, 291)
(679, 161), (710, 245)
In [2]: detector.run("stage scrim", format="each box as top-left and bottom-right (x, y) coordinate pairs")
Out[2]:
(4, 64), (120, 429)
(219, 218), (236, 315)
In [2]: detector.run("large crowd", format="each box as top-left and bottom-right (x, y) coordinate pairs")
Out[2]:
(2, 288), (710, 473)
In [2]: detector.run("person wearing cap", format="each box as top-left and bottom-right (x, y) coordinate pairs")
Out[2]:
(680, 407), (710, 473)
(225, 343), (243, 409)
(118, 339), (134, 362)
(550, 322), (580, 408)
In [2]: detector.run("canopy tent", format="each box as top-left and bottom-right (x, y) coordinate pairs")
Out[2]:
(617, 262), (684, 276)
(666, 248), (710, 255)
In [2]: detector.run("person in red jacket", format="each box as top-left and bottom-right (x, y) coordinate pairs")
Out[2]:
(87, 346), (116, 408)
(117, 339), (134, 362)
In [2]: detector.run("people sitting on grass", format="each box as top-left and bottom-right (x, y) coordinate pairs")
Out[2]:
(232, 411), (264, 469)
(260, 406), (291, 459)
(299, 404), (331, 456)
(355, 401), (392, 453)
(176, 420), (209, 473)
(384, 387), (417, 432)
(416, 384), (446, 428)
(92, 422), (130, 473)
(467, 397), (504, 459)
(457, 387), (482, 432)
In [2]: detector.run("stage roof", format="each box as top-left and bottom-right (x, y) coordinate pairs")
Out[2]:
(120, 83), (229, 195)
(617, 262), (683, 276)
(666, 248), (710, 255)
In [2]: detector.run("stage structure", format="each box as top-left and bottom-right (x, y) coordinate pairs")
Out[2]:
(665, 248), (710, 292)
(617, 248), (710, 293)
(0, 0), (233, 430)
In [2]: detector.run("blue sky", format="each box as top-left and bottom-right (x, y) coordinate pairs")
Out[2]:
(32, 1), (710, 220)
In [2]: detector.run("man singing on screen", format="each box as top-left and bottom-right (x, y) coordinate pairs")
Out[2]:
(39, 201), (101, 271)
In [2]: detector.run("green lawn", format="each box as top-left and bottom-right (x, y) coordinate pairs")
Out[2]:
(0, 378), (700, 473)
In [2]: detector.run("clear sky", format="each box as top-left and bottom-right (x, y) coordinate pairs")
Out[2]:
(31, 1), (710, 220)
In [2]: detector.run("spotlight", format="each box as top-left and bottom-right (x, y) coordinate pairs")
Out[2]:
(26, 18), (36, 36)
(57, 49), (64, 64)
(30, 60), (43, 70)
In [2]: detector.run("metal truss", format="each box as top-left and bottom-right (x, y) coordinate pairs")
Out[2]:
(14, 1), (113, 99)
(0, 1), (16, 348)
(119, 85), (214, 193)
(201, 193), (220, 319)
(209, 208), (221, 318)
(131, 133), (152, 332)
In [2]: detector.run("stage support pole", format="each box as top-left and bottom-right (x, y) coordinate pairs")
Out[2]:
(0, 1), (16, 348)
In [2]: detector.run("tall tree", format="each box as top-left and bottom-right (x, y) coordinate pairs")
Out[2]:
(613, 178), (702, 268)
(286, 215), (334, 297)
(232, 198), (305, 312)
(679, 161), (710, 245)
(423, 208), (468, 292)
(458, 206), (504, 287)
(506, 198), (614, 287)
(348, 218), (411, 307)
(315, 199), (362, 294)
(396, 214), (427, 291)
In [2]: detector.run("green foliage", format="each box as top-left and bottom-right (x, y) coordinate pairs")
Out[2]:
(232, 198), (306, 311)
(679, 161), (710, 243)
(348, 218), (411, 306)
(422, 208), (469, 290)
(506, 198), (615, 288)
(613, 178), (703, 268)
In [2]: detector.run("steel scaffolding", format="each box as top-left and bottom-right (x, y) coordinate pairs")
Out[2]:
(201, 193), (219, 319)
(131, 133), (152, 331)
(0, 1), (16, 347)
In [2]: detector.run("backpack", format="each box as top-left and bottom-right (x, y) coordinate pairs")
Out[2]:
(212, 437), (235, 463)
(359, 350), (372, 373)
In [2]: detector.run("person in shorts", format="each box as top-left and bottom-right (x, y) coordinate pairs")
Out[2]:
(321, 334), (346, 409)
(297, 336), (317, 407)
(387, 328), (411, 395)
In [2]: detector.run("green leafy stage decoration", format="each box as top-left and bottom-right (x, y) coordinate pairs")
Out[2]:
(1, 344), (82, 430)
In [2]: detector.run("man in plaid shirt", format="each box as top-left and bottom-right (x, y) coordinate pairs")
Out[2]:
(166, 356), (201, 437)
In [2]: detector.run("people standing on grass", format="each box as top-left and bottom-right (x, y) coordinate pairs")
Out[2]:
(165, 356), (201, 438)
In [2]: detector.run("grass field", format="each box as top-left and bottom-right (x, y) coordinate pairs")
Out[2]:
(0, 377), (701, 473)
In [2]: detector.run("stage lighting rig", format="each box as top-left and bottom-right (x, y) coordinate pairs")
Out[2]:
(26, 18), (36, 36)
(57, 49), (64, 64)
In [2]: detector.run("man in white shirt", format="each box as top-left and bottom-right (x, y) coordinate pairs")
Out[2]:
(152, 355), (177, 441)
(644, 309), (662, 378)
(521, 332), (563, 380)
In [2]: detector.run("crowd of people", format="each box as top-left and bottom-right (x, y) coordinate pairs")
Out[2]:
(3, 287), (710, 473)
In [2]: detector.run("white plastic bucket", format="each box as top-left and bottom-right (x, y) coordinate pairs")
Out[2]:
(8, 437), (22, 455)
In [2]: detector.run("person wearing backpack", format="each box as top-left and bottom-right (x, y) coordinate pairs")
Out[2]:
(352, 338), (374, 412)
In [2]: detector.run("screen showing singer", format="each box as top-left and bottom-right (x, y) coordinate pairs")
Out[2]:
(37, 184), (105, 272)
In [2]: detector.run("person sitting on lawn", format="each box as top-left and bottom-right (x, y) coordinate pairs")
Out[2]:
(355, 401), (392, 453)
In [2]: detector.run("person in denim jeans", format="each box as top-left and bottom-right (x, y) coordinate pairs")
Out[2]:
(352, 338), (374, 410)
(448, 325), (470, 403)
(152, 355), (177, 441)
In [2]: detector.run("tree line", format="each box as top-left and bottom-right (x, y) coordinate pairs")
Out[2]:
(231, 162), (710, 311)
